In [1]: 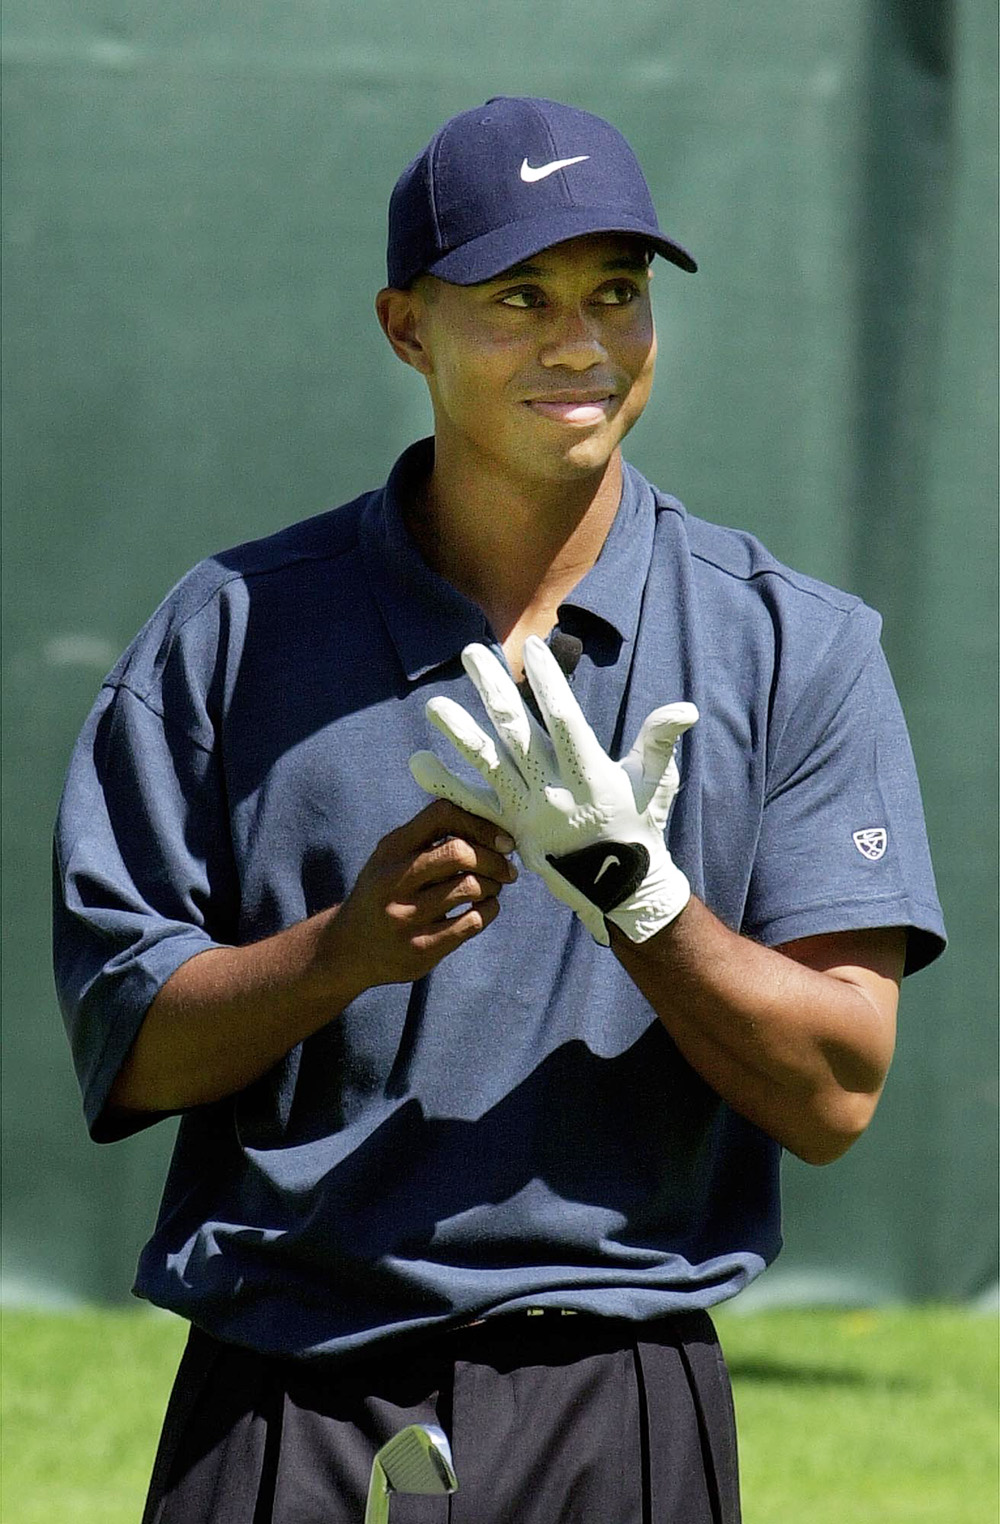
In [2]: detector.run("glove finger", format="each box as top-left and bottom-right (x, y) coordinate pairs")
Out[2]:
(521, 636), (609, 797)
(461, 643), (547, 781)
(408, 750), (504, 825)
(425, 696), (507, 784)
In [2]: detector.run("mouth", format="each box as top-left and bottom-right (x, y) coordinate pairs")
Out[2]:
(523, 392), (617, 425)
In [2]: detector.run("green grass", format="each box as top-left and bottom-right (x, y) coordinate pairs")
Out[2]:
(1, 1307), (187, 1524)
(1, 1306), (996, 1522)
(715, 1306), (999, 1523)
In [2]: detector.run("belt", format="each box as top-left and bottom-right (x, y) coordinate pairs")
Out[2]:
(460, 1307), (581, 1329)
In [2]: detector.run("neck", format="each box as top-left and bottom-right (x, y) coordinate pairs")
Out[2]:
(405, 446), (623, 646)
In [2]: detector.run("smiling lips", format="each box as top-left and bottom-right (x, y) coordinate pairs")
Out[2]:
(525, 391), (616, 425)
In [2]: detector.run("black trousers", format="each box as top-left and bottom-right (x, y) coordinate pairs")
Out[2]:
(142, 1310), (741, 1523)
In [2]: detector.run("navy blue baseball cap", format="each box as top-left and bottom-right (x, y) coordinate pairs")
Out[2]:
(386, 96), (697, 289)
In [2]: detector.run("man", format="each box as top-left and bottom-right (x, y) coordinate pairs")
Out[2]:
(54, 97), (945, 1522)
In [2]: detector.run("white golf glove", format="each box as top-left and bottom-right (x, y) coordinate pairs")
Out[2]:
(409, 636), (698, 946)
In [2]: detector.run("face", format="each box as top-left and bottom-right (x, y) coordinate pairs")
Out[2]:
(380, 233), (657, 491)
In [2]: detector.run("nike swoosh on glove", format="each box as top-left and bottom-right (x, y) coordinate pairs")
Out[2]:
(409, 636), (698, 946)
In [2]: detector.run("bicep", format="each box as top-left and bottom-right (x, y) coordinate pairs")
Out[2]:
(776, 924), (905, 1074)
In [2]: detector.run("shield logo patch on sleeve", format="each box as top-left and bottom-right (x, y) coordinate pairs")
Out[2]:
(852, 827), (888, 861)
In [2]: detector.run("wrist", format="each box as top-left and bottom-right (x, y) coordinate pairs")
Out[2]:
(293, 905), (372, 1013)
(605, 851), (690, 943)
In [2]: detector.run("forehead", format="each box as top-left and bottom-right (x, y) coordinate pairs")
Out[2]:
(479, 232), (653, 284)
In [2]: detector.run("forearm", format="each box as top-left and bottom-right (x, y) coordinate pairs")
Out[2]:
(106, 799), (516, 1117)
(610, 897), (902, 1165)
(108, 906), (364, 1114)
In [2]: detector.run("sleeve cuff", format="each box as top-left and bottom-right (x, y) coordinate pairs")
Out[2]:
(80, 930), (225, 1142)
(747, 897), (947, 976)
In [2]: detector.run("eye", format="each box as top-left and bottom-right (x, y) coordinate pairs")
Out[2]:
(498, 287), (546, 309)
(591, 280), (641, 306)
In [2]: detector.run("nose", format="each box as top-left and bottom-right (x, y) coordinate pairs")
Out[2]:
(538, 305), (608, 371)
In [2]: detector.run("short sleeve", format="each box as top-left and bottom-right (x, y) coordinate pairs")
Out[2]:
(743, 612), (946, 974)
(53, 674), (239, 1142)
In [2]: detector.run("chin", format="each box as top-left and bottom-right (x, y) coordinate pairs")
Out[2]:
(559, 426), (630, 477)
(509, 440), (616, 486)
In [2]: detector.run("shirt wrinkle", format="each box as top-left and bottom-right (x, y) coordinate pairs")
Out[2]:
(763, 621), (881, 804)
(106, 679), (217, 756)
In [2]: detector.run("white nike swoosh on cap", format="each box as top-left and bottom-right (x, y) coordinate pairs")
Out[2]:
(519, 155), (590, 183)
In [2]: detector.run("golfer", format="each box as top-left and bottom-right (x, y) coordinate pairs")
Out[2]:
(54, 96), (945, 1522)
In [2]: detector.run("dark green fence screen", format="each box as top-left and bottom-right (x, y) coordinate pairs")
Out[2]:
(3, 0), (996, 1305)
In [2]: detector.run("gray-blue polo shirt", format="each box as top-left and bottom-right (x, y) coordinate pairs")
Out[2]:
(54, 439), (945, 1359)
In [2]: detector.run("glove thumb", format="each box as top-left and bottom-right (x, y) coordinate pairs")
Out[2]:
(622, 702), (699, 821)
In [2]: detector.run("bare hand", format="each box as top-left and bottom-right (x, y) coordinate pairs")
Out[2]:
(322, 799), (517, 995)
(105, 800), (518, 1115)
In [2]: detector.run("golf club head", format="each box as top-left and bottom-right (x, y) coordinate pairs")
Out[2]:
(364, 1423), (458, 1524)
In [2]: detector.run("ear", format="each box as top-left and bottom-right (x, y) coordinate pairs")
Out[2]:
(375, 286), (433, 375)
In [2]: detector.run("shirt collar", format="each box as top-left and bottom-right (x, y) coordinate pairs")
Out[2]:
(557, 459), (657, 651)
(359, 439), (658, 682)
(359, 439), (489, 682)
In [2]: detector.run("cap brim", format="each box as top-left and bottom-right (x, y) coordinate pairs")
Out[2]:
(424, 208), (697, 284)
